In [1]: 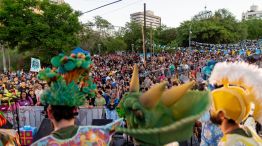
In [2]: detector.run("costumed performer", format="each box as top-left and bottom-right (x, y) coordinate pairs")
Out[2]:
(116, 64), (210, 146)
(31, 53), (122, 146)
(209, 62), (262, 145)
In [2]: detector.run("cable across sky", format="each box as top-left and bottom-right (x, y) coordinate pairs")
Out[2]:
(80, 0), (123, 16)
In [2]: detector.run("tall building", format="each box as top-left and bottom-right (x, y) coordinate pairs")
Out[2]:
(130, 10), (161, 28)
(242, 5), (262, 20)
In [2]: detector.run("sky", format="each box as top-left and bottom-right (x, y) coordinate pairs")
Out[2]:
(65, 0), (262, 27)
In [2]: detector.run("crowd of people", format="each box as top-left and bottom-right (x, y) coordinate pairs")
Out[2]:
(0, 47), (261, 111)
(0, 46), (262, 145)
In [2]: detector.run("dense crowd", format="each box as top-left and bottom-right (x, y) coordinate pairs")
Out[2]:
(0, 47), (261, 145)
(0, 47), (261, 110)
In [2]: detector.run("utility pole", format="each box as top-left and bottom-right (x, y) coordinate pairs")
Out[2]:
(150, 22), (153, 56)
(143, 3), (147, 60)
(142, 25), (146, 65)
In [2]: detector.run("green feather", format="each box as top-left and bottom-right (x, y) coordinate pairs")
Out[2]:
(64, 61), (76, 71)
(51, 56), (62, 67)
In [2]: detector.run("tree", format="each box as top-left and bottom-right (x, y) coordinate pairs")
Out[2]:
(93, 16), (113, 37)
(155, 28), (176, 45)
(175, 9), (247, 46)
(123, 22), (143, 51)
(244, 19), (262, 40)
(78, 24), (101, 52)
(0, 0), (81, 63)
(102, 37), (127, 53)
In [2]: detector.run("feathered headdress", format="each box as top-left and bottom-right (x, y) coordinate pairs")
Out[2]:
(209, 62), (262, 124)
(38, 53), (96, 107)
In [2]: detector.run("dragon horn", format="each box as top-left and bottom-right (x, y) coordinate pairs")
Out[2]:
(161, 81), (195, 107)
(140, 82), (167, 108)
(129, 64), (139, 92)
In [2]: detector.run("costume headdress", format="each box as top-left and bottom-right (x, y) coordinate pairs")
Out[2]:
(117, 64), (210, 145)
(38, 53), (96, 107)
(209, 62), (262, 124)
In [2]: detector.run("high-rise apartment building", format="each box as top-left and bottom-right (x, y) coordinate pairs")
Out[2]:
(130, 10), (161, 28)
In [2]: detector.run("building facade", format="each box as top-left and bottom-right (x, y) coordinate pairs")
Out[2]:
(242, 5), (262, 20)
(50, 0), (65, 4)
(130, 10), (161, 28)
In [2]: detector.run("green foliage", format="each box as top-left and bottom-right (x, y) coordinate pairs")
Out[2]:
(244, 19), (262, 40)
(102, 37), (127, 53)
(78, 24), (101, 52)
(118, 89), (210, 145)
(123, 22), (143, 51)
(0, 0), (81, 63)
(94, 16), (113, 29)
(155, 28), (176, 45)
(176, 9), (248, 46)
(78, 16), (127, 54)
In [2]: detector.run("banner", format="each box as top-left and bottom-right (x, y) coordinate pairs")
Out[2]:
(30, 58), (41, 72)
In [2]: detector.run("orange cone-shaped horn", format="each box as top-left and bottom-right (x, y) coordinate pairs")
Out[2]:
(140, 82), (167, 108)
(161, 81), (195, 107)
(129, 64), (139, 92)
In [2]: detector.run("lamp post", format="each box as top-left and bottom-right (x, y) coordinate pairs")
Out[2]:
(131, 44), (134, 53)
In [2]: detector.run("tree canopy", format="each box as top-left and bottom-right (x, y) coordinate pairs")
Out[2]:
(1, 3), (262, 70)
(176, 9), (248, 46)
(0, 0), (81, 62)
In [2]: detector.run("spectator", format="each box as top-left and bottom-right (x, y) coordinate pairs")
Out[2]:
(28, 90), (37, 105)
(35, 84), (43, 105)
(17, 92), (33, 106)
(95, 91), (106, 107)
(105, 90), (119, 121)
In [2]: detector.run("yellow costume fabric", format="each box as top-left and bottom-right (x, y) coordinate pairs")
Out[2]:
(218, 127), (262, 146)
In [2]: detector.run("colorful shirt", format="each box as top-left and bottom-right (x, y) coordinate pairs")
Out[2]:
(200, 112), (223, 146)
(31, 118), (123, 146)
(17, 98), (33, 106)
(95, 98), (106, 106)
(218, 127), (262, 146)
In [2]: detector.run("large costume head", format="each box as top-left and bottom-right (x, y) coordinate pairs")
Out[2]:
(209, 62), (262, 125)
(117, 64), (210, 145)
(38, 53), (96, 121)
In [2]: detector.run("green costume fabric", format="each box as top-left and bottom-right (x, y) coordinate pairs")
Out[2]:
(228, 127), (253, 138)
(52, 125), (79, 139)
(117, 91), (210, 145)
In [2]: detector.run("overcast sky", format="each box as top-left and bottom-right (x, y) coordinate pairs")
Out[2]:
(65, 0), (262, 27)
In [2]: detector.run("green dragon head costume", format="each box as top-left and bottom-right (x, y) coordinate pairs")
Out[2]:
(37, 53), (96, 107)
(117, 64), (210, 145)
